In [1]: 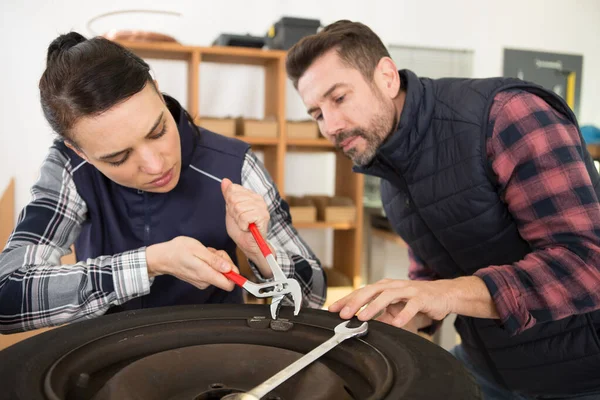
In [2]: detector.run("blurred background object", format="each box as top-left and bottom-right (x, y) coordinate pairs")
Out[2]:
(266, 16), (321, 50)
(87, 9), (182, 43)
(503, 48), (583, 118)
(582, 125), (600, 144)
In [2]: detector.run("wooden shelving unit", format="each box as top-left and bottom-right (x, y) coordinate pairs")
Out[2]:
(237, 137), (279, 146)
(295, 221), (355, 230)
(118, 41), (364, 289)
(287, 138), (334, 148)
(587, 144), (600, 159)
(0, 178), (14, 252)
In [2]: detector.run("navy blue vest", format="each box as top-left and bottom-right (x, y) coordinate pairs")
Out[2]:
(55, 96), (250, 312)
(356, 70), (600, 395)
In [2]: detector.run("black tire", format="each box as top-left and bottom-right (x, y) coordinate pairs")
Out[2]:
(0, 304), (481, 399)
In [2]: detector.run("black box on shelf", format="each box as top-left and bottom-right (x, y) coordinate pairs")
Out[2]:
(212, 33), (266, 48)
(267, 17), (321, 50)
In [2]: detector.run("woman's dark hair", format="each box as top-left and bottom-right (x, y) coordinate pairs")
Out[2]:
(39, 31), (155, 140)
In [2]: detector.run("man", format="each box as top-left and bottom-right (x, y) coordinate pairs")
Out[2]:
(286, 20), (600, 399)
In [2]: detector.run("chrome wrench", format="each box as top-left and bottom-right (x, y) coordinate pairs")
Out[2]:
(223, 320), (369, 400)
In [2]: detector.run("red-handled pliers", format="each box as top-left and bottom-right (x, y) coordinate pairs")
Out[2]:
(223, 223), (302, 320)
(191, 166), (303, 320)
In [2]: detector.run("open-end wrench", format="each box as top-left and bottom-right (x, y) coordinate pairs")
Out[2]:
(223, 320), (369, 400)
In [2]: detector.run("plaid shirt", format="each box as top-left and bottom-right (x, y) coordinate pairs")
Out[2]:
(0, 148), (326, 333)
(409, 90), (600, 335)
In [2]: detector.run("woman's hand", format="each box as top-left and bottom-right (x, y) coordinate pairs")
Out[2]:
(146, 236), (240, 291)
(221, 178), (274, 278)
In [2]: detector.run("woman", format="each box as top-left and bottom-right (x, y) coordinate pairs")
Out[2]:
(0, 32), (326, 333)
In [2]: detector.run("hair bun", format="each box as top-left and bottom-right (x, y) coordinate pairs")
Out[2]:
(46, 32), (87, 63)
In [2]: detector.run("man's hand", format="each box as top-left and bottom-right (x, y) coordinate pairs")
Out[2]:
(329, 278), (453, 329)
(375, 302), (433, 333)
(328, 276), (498, 330)
(221, 178), (273, 278)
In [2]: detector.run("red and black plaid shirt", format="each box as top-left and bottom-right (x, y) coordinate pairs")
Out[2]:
(409, 90), (600, 335)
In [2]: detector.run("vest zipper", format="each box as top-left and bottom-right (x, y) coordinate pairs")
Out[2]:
(139, 189), (149, 310)
(140, 190), (151, 243)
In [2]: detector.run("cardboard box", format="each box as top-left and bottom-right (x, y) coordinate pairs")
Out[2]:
(325, 196), (356, 223)
(196, 117), (236, 137)
(290, 206), (317, 223)
(303, 195), (355, 223)
(286, 120), (319, 139)
(304, 195), (329, 220)
(325, 206), (356, 223)
(287, 195), (317, 223)
(236, 118), (278, 138)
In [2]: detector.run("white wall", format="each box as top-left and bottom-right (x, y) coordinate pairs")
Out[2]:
(2, 0), (599, 229)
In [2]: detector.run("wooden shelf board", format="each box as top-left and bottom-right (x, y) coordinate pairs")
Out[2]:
(115, 41), (286, 65)
(295, 221), (355, 230)
(115, 40), (195, 60)
(239, 137), (279, 146)
(287, 138), (334, 148)
(116, 40), (195, 52)
(201, 46), (285, 65)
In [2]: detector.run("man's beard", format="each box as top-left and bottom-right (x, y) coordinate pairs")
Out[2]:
(334, 102), (396, 166)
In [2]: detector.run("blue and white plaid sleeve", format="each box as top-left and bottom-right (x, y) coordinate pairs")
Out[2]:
(0, 147), (151, 333)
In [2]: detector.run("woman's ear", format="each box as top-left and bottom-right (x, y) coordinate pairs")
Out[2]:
(64, 140), (89, 162)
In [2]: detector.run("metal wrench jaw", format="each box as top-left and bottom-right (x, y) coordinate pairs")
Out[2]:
(335, 320), (369, 338)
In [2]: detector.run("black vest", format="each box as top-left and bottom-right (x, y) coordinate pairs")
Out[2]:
(356, 70), (600, 395)
(56, 96), (250, 312)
